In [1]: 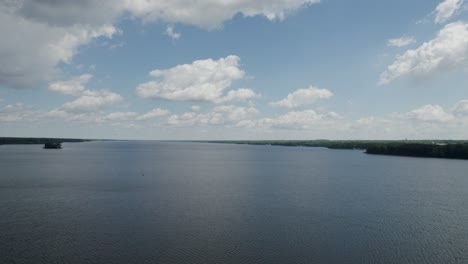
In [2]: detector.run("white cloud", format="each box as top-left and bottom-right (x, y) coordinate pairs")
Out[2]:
(215, 88), (259, 103)
(16, 0), (319, 30)
(212, 105), (259, 122)
(270, 86), (333, 108)
(0, 2), (118, 88)
(136, 55), (256, 103)
(123, 0), (319, 30)
(15, 0), (318, 30)
(166, 112), (199, 127)
(48, 74), (92, 95)
(136, 108), (170, 120)
(44, 109), (70, 119)
(191, 105), (201, 111)
(259, 110), (341, 130)
(347, 103), (468, 139)
(355, 116), (391, 127)
(165, 25), (181, 40)
(166, 105), (258, 127)
(0, 104), (38, 122)
(45, 109), (155, 125)
(134, 102), (468, 137)
(0, 1), (318, 88)
(62, 90), (123, 112)
(387, 37), (416, 47)
(380, 21), (468, 85)
(16, 0), (121, 27)
(106, 111), (138, 121)
(434, 0), (464, 24)
(452, 100), (468, 115)
(108, 42), (126, 50)
(47, 75), (123, 112)
(44, 109), (107, 123)
(398, 104), (454, 122)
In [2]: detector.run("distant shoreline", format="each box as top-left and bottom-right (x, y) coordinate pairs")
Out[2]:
(204, 140), (468, 160)
(2, 138), (468, 160)
(0, 137), (92, 145)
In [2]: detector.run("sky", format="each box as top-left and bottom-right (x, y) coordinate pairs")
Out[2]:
(1, 0), (468, 140)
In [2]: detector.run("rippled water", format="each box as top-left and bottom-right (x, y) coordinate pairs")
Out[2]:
(0, 141), (467, 264)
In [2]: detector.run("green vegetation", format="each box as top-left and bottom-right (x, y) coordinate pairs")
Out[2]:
(206, 140), (468, 160)
(0, 137), (90, 145)
(43, 142), (62, 149)
(366, 143), (468, 160)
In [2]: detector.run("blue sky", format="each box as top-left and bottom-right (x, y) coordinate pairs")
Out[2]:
(1, 0), (468, 140)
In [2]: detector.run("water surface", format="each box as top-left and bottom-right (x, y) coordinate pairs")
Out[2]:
(1, 141), (467, 263)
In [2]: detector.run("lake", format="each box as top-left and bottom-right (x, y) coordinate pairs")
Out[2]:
(0, 141), (467, 264)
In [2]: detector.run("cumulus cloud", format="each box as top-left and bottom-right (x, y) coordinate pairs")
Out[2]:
(166, 105), (258, 127)
(165, 106), (340, 132)
(379, 21), (468, 85)
(452, 100), (468, 115)
(215, 88), (259, 104)
(212, 105), (259, 123)
(348, 103), (468, 139)
(136, 108), (170, 120)
(0, 0), (318, 88)
(166, 112), (199, 127)
(106, 111), (138, 121)
(16, 0), (319, 30)
(399, 104), (454, 122)
(16, 0), (121, 27)
(44, 109), (108, 123)
(387, 37), (417, 47)
(136, 56), (259, 103)
(434, 0), (464, 24)
(61, 90), (123, 112)
(165, 25), (181, 40)
(45, 109), (151, 125)
(44, 109), (71, 119)
(355, 116), (391, 127)
(48, 75), (123, 112)
(122, 0), (320, 30)
(270, 86), (333, 108)
(0, 2), (118, 88)
(0, 104), (38, 122)
(48, 74), (92, 95)
(259, 110), (341, 130)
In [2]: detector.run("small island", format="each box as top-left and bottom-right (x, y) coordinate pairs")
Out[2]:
(44, 142), (62, 149)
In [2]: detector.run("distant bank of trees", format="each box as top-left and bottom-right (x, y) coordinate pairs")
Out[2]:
(365, 143), (468, 160)
(0, 137), (89, 145)
(208, 140), (468, 160)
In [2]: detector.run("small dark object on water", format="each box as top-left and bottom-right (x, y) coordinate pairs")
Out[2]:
(44, 142), (62, 149)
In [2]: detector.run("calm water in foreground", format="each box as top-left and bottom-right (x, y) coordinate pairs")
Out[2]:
(0, 141), (467, 264)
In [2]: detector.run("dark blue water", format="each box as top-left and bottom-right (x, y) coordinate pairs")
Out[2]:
(0, 141), (467, 264)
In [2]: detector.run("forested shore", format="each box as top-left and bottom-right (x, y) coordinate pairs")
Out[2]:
(0, 137), (90, 145)
(207, 140), (468, 160)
